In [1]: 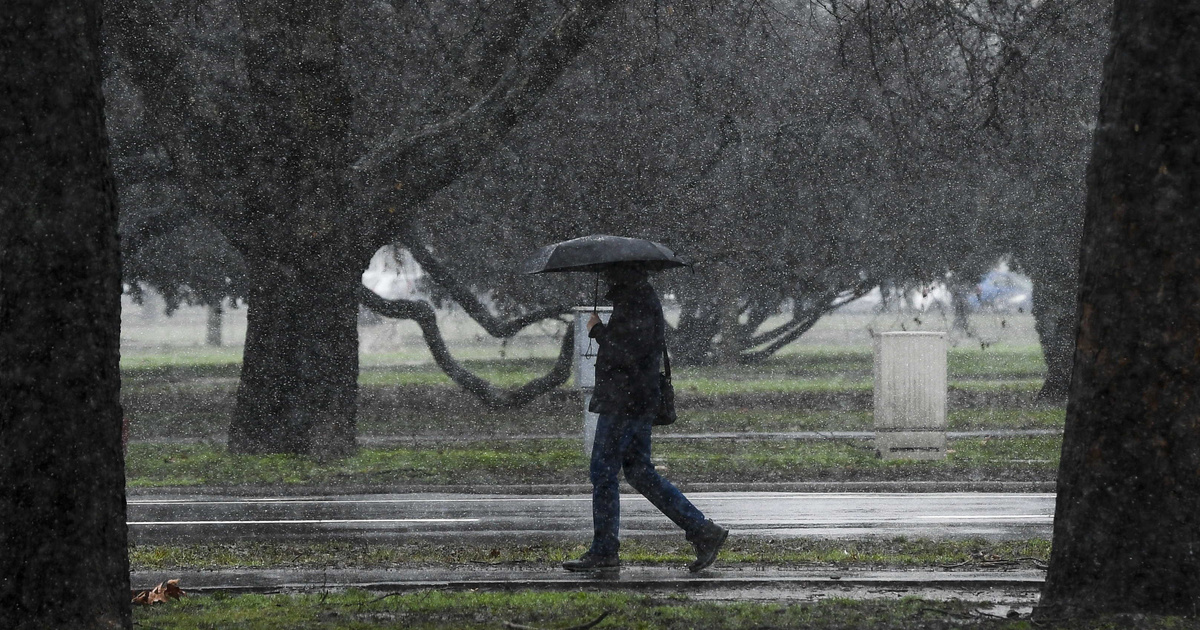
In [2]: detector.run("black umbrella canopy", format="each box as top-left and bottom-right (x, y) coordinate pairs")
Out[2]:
(521, 234), (690, 274)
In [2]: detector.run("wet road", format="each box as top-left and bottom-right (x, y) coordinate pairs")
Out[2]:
(127, 491), (1054, 544)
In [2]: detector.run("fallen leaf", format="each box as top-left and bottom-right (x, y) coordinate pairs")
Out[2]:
(132, 579), (185, 605)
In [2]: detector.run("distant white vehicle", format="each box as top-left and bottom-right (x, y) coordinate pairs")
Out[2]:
(361, 245), (426, 300)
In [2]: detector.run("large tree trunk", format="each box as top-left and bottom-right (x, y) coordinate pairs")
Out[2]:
(673, 297), (720, 365)
(1026, 262), (1078, 401)
(205, 302), (223, 347)
(1038, 0), (1200, 617)
(228, 259), (361, 457)
(0, 1), (131, 627)
(224, 0), (360, 458)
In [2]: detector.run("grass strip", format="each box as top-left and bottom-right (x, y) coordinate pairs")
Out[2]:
(124, 437), (1060, 488)
(133, 590), (1196, 629)
(130, 538), (1051, 571)
(123, 402), (1065, 443)
(122, 346), (1049, 387)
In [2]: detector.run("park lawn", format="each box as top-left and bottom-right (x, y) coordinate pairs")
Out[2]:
(130, 537), (1052, 571)
(119, 345), (1061, 458)
(122, 405), (1065, 443)
(949, 408), (1064, 430)
(123, 436), (1059, 488)
(120, 345), (1063, 442)
(122, 345), (1047, 390)
(122, 397), (1065, 441)
(131, 590), (1195, 630)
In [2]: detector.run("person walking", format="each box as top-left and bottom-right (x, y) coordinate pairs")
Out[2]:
(563, 264), (728, 573)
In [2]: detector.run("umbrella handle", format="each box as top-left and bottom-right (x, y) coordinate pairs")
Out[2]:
(593, 273), (599, 314)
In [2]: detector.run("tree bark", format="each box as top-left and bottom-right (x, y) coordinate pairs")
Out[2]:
(948, 281), (973, 334)
(228, 259), (361, 457)
(220, 0), (365, 458)
(673, 298), (720, 365)
(1038, 0), (1200, 617)
(206, 303), (223, 347)
(1027, 262), (1077, 401)
(0, 1), (131, 628)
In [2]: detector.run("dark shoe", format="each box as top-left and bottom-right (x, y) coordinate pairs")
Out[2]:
(563, 552), (620, 573)
(688, 521), (729, 572)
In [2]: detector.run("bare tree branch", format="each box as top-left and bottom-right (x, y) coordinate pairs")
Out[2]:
(354, 0), (625, 240)
(359, 286), (574, 409)
(401, 229), (573, 338)
(740, 282), (875, 363)
(105, 0), (254, 250)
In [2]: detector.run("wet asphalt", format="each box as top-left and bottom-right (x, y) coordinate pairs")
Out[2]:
(127, 491), (1054, 544)
(129, 491), (1054, 596)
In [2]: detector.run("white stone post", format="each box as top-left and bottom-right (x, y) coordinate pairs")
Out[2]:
(575, 307), (613, 459)
(873, 331), (947, 460)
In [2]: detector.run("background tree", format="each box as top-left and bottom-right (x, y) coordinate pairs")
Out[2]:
(104, 0), (1108, 424)
(107, 83), (248, 317)
(413, 0), (1105, 374)
(104, 0), (626, 456)
(1038, 0), (1200, 617)
(0, 1), (131, 627)
(825, 0), (1108, 398)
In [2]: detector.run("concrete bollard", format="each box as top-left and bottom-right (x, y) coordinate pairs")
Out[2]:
(874, 331), (947, 460)
(575, 307), (613, 459)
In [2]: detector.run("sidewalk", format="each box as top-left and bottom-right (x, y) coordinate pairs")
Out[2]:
(126, 490), (1056, 545)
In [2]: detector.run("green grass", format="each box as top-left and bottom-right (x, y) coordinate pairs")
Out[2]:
(674, 375), (873, 395)
(119, 345), (1063, 446)
(130, 538), (1051, 571)
(122, 405), (1065, 443)
(121, 345), (1048, 388)
(121, 347), (244, 370)
(949, 408), (1065, 430)
(124, 436), (1060, 488)
(132, 590), (1198, 629)
(658, 410), (875, 433)
(947, 347), (1048, 380)
(122, 403), (1067, 443)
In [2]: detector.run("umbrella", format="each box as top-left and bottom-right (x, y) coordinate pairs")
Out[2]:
(521, 234), (689, 274)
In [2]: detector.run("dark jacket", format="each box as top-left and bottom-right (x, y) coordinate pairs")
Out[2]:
(587, 279), (664, 417)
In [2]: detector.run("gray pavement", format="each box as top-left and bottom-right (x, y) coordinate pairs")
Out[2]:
(128, 491), (1055, 544)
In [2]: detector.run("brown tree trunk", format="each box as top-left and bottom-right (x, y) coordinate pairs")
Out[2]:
(205, 302), (223, 347)
(223, 0), (362, 458)
(228, 259), (361, 457)
(0, 1), (131, 628)
(948, 281), (973, 334)
(1027, 262), (1078, 402)
(714, 266), (744, 366)
(673, 299), (719, 365)
(1038, 0), (1200, 617)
